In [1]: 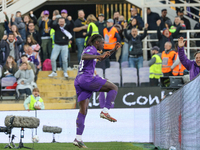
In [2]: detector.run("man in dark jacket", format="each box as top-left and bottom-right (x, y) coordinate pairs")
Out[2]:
(177, 7), (191, 30)
(96, 13), (106, 37)
(48, 17), (72, 78)
(26, 22), (41, 45)
(157, 19), (181, 52)
(147, 8), (160, 47)
(160, 9), (171, 30)
(129, 8), (144, 28)
(173, 16), (186, 38)
(124, 23), (148, 69)
(0, 33), (23, 63)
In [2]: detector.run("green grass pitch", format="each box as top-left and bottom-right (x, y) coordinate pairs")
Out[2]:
(0, 142), (160, 150)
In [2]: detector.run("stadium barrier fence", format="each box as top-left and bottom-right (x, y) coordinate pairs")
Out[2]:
(150, 74), (200, 150)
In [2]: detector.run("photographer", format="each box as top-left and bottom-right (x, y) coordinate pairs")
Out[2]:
(123, 22), (148, 69)
(24, 88), (45, 111)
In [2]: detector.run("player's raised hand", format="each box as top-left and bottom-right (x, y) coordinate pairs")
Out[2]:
(178, 37), (185, 48)
(98, 51), (110, 61)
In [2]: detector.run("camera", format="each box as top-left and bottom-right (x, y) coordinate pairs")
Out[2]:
(0, 116), (14, 135)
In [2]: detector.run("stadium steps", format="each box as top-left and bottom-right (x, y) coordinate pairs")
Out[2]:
(35, 70), (77, 108)
(0, 70), (78, 111)
(0, 102), (76, 111)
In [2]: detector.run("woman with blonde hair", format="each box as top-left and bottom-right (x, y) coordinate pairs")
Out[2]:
(84, 14), (99, 46)
(14, 62), (36, 98)
(2, 56), (18, 77)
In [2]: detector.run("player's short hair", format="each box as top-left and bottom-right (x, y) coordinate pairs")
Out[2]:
(86, 34), (103, 47)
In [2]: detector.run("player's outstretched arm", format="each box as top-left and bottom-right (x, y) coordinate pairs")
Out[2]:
(109, 42), (122, 56)
(82, 52), (110, 61)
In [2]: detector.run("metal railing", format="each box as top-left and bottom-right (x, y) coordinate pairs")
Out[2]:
(137, 29), (200, 60)
(0, 0), (19, 12)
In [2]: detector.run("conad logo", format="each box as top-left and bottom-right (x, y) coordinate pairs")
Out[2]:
(122, 91), (172, 106)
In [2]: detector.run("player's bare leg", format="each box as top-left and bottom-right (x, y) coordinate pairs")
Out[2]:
(99, 81), (118, 122)
(73, 99), (89, 148)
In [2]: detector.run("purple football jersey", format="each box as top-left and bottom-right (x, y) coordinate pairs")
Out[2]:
(77, 46), (100, 76)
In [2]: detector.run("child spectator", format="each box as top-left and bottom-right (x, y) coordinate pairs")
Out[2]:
(24, 88), (45, 111)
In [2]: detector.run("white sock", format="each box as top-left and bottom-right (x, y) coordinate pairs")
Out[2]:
(103, 107), (109, 113)
(76, 135), (82, 141)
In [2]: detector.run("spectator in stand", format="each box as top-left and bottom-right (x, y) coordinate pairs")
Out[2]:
(147, 7), (160, 47)
(128, 18), (143, 30)
(84, 14), (99, 46)
(123, 23), (148, 69)
(96, 13), (106, 37)
(161, 42), (176, 76)
(73, 10), (87, 62)
(23, 11), (38, 32)
(0, 12), (9, 40)
(148, 46), (162, 86)
(173, 16), (186, 38)
(194, 21), (200, 48)
(11, 13), (26, 42)
(121, 18), (142, 63)
(129, 8), (144, 28)
(26, 35), (37, 46)
(26, 46), (39, 67)
(48, 17), (72, 78)
(147, 8), (160, 30)
(26, 22), (41, 45)
(39, 10), (52, 62)
(178, 37), (200, 80)
(61, 9), (74, 34)
(2, 56), (18, 77)
(0, 33), (23, 62)
(20, 54), (36, 73)
(15, 62), (35, 97)
(24, 88), (45, 111)
(103, 19), (121, 67)
(156, 19), (181, 52)
(177, 7), (191, 30)
(160, 9), (171, 30)
(113, 11), (120, 24)
(16, 11), (22, 18)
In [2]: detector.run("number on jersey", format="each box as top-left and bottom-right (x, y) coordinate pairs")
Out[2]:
(79, 60), (84, 72)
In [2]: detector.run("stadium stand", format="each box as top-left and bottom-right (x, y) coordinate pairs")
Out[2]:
(122, 67), (138, 87)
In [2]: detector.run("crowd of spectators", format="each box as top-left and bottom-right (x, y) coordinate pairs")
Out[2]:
(0, 5), (199, 94)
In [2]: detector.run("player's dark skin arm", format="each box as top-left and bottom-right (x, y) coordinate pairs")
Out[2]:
(82, 52), (110, 61)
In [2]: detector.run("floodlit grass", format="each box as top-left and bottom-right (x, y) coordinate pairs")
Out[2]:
(0, 142), (154, 150)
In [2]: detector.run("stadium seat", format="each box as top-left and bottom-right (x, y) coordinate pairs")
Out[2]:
(110, 61), (120, 68)
(121, 61), (129, 68)
(0, 77), (17, 99)
(0, 65), (2, 78)
(143, 61), (149, 67)
(122, 68), (138, 87)
(95, 68), (104, 77)
(105, 68), (121, 87)
(139, 67), (150, 87)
